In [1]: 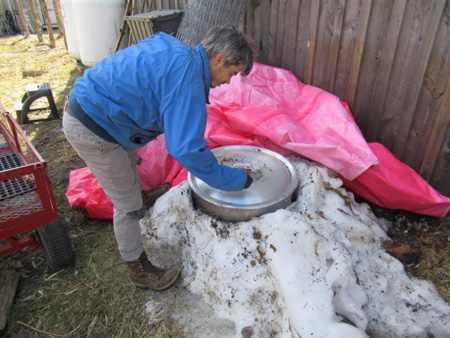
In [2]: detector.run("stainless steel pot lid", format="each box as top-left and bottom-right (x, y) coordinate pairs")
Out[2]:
(188, 146), (298, 211)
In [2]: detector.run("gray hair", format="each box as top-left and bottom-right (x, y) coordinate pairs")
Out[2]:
(199, 25), (254, 76)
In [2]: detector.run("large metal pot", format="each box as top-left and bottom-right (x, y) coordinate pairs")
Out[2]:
(188, 146), (298, 222)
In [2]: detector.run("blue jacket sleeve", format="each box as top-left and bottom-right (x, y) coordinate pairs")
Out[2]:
(161, 70), (247, 191)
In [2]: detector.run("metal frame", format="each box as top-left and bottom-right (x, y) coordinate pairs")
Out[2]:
(0, 104), (58, 256)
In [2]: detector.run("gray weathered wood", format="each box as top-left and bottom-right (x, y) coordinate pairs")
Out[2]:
(29, 0), (43, 42)
(0, 270), (20, 330)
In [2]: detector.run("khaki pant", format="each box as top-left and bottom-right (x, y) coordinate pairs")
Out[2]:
(62, 107), (145, 261)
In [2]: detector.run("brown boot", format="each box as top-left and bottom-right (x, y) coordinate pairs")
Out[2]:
(126, 252), (180, 290)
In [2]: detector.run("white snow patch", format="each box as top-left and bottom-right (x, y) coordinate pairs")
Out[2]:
(141, 156), (450, 338)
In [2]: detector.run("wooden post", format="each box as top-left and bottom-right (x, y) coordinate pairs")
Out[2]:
(52, 0), (67, 46)
(38, 0), (55, 48)
(15, 0), (30, 37)
(114, 0), (134, 53)
(29, 0), (43, 42)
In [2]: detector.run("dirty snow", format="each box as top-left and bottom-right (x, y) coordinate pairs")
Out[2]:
(140, 156), (450, 338)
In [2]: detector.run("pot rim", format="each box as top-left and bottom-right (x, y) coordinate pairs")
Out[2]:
(188, 145), (298, 210)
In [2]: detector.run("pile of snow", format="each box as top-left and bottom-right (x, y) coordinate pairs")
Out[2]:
(141, 156), (450, 338)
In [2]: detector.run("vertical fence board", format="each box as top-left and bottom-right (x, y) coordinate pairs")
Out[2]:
(258, 0), (272, 64)
(430, 122), (450, 195)
(274, 0), (287, 67)
(376, 0), (446, 155)
(351, 0), (406, 140)
(154, 0), (162, 10)
(244, 0), (272, 64)
(406, 3), (450, 172)
(342, 0), (372, 106)
(312, 0), (345, 92)
(293, 1), (312, 80)
(421, 81), (450, 181)
(268, 0), (281, 66)
(241, 0), (450, 195)
(304, 0), (319, 83)
(282, 0), (301, 70)
(334, 0), (359, 100)
(325, 0), (345, 93)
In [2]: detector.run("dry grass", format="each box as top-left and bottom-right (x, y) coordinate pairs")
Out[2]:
(0, 32), (448, 338)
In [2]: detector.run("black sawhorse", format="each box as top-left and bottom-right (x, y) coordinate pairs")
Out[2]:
(15, 83), (59, 124)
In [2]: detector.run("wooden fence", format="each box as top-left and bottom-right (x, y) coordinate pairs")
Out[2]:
(8, 0), (450, 195)
(242, 0), (450, 197)
(150, 0), (449, 196)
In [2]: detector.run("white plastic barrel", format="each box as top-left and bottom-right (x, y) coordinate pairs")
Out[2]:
(72, 0), (125, 67)
(60, 0), (80, 61)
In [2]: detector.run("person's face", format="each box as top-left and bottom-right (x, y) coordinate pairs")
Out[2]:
(209, 53), (243, 88)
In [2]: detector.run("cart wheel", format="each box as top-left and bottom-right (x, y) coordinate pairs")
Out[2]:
(36, 220), (75, 272)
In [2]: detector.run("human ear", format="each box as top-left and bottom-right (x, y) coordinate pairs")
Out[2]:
(214, 53), (226, 66)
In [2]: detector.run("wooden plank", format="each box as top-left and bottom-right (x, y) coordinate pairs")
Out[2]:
(376, 0), (446, 154)
(129, 20), (139, 44)
(248, 0), (271, 65)
(258, 0), (272, 64)
(114, 0), (134, 52)
(243, 1), (254, 44)
(293, 0), (312, 80)
(344, 0), (372, 107)
(268, 0), (280, 65)
(405, 2), (450, 172)
(353, 0), (406, 140)
(274, 0), (287, 67)
(29, 0), (43, 42)
(312, 0), (345, 91)
(429, 121), (450, 197)
(15, 0), (30, 36)
(324, 0), (345, 93)
(154, 0), (162, 10)
(0, 270), (20, 330)
(251, 1), (261, 60)
(144, 19), (153, 38)
(332, 0), (357, 100)
(304, 0), (320, 84)
(282, 0), (300, 70)
(420, 82), (450, 182)
(52, 0), (66, 41)
(39, 0), (55, 48)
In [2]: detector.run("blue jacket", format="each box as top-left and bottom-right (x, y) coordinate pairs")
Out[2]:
(73, 32), (247, 191)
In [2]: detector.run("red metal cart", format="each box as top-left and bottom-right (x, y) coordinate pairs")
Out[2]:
(0, 104), (74, 271)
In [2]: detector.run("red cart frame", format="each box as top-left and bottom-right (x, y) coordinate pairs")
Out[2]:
(0, 104), (73, 270)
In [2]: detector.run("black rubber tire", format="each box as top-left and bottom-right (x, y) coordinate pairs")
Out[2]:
(36, 220), (75, 272)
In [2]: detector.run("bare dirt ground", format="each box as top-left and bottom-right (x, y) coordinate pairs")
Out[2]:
(0, 34), (448, 337)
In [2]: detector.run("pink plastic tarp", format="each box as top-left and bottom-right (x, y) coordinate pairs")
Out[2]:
(341, 143), (450, 217)
(66, 62), (450, 218)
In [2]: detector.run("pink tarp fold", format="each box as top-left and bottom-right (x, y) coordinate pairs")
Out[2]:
(205, 63), (378, 181)
(341, 143), (450, 217)
(66, 63), (450, 218)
